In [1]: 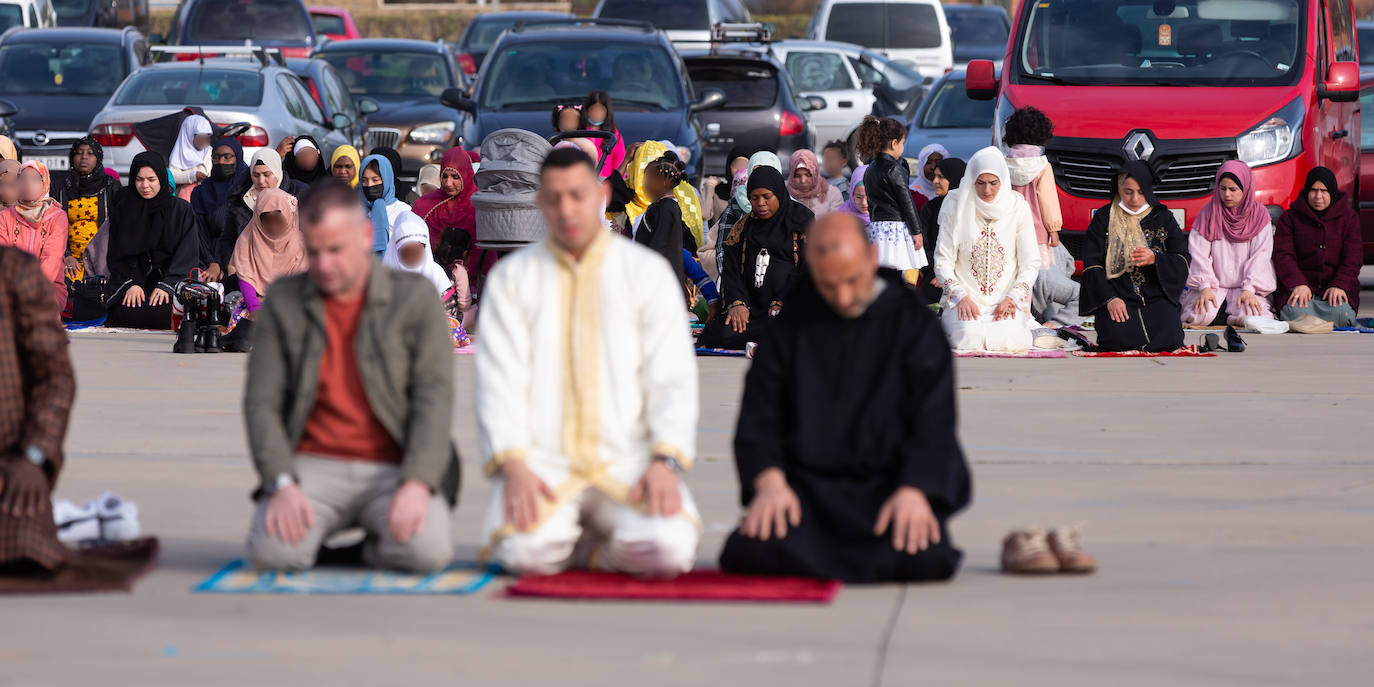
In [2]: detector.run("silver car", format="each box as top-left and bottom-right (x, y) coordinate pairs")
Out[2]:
(88, 51), (355, 184)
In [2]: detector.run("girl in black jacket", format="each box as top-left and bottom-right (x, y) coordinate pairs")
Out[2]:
(858, 116), (926, 277)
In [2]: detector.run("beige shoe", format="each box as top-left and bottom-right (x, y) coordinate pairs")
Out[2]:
(1289, 314), (1333, 334)
(1048, 526), (1098, 574)
(1001, 528), (1059, 574)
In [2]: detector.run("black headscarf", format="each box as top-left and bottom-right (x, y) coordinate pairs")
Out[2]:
(372, 146), (409, 197)
(937, 157), (967, 191)
(63, 136), (114, 199)
(1113, 160), (1161, 209)
(109, 152), (177, 262)
(192, 137), (246, 219)
(1300, 166), (1341, 215)
(716, 145), (751, 201)
(743, 166), (814, 234)
(282, 134), (328, 185)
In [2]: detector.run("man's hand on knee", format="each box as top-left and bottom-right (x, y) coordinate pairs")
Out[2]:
(0, 460), (47, 518)
(631, 460), (681, 518)
(875, 487), (940, 555)
(503, 459), (555, 532)
(265, 484), (315, 545)
(388, 480), (432, 544)
(740, 468), (801, 541)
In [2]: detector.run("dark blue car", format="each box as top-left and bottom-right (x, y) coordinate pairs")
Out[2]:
(441, 19), (724, 180)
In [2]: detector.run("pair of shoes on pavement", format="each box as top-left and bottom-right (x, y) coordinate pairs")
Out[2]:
(52, 491), (141, 545)
(1001, 526), (1096, 574)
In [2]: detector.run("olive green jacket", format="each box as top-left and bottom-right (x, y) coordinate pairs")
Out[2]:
(243, 261), (461, 504)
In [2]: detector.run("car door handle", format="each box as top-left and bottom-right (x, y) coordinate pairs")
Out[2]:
(838, 101), (854, 108)
(1332, 129), (1349, 139)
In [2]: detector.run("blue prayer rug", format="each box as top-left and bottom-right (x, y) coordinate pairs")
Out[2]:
(695, 347), (747, 357)
(193, 560), (497, 595)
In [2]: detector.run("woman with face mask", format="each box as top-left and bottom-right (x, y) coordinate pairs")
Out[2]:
(190, 137), (247, 277)
(208, 149), (309, 284)
(0, 161), (69, 309)
(359, 154), (418, 255)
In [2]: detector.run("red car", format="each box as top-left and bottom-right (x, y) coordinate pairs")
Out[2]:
(1358, 70), (1374, 261)
(310, 6), (361, 42)
(967, 0), (1362, 261)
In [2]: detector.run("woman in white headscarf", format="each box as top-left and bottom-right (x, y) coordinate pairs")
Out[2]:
(169, 114), (213, 198)
(910, 143), (949, 208)
(383, 213), (453, 296)
(934, 146), (1041, 352)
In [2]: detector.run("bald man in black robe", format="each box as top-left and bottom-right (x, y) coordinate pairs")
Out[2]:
(719, 213), (971, 583)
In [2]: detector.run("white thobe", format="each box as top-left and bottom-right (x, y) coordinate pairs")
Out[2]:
(476, 230), (701, 576)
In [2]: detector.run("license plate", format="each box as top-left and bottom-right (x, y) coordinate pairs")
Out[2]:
(33, 156), (69, 171)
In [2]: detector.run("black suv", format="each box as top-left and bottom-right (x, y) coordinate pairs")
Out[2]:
(315, 38), (464, 183)
(681, 45), (817, 175)
(0, 27), (150, 176)
(441, 18), (724, 180)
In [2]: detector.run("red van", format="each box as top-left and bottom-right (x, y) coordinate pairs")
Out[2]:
(967, 0), (1361, 258)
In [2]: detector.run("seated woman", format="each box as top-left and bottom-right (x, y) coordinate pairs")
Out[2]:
(1080, 161), (1190, 352)
(330, 145), (361, 187)
(383, 214), (454, 297)
(105, 152), (199, 330)
(221, 188), (304, 352)
(282, 135), (328, 186)
(697, 166), (815, 351)
(209, 149), (308, 283)
(0, 161), (68, 310)
(411, 147), (495, 288)
(1272, 167), (1361, 327)
(359, 154), (416, 255)
(919, 157), (966, 304)
(1180, 161), (1282, 329)
(933, 147), (1040, 353)
(786, 149), (844, 216)
(837, 164), (869, 225)
(168, 114), (213, 200)
(58, 137), (120, 284)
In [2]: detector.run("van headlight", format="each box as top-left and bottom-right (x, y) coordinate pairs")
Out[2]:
(1236, 97), (1304, 168)
(408, 122), (455, 145)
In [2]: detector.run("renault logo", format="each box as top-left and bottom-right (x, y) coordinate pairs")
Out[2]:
(1123, 132), (1154, 161)
(33, 130), (48, 146)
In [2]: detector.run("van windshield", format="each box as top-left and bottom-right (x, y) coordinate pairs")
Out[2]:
(1014, 0), (1308, 87)
(826, 3), (943, 50)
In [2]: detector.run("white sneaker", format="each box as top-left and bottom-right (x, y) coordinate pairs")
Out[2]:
(52, 499), (100, 544)
(93, 491), (141, 541)
(1243, 316), (1289, 335)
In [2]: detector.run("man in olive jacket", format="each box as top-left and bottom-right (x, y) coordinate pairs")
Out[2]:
(243, 179), (460, 573)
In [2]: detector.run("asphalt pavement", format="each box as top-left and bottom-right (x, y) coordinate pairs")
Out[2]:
(3, 282), (1373, 686)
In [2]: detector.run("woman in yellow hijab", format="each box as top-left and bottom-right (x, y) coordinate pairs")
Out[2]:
(624, 141), (704, 249)
(330, 145), (361, 187)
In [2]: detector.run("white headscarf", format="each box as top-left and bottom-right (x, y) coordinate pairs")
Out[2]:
(935, 146), (1039, 310)
(169, 114), (213, 171)
(244, 148), (284, 210)
(910, 143), (949, 199)
(382, 213), (452, 295)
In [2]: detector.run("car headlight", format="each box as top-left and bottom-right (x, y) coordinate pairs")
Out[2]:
(408, 122), (455, 145)
(1236, 97), (1304, 168)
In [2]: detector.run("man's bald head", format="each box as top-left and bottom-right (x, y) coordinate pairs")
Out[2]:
(807, 213), (880, 318)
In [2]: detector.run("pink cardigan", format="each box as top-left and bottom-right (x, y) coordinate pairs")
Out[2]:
(0, 203), (69, 310)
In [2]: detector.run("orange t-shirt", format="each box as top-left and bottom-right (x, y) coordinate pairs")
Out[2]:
(296, 291), (402, 464)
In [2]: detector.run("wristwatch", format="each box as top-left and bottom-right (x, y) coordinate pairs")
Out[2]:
(653, 455), (683, 474)
(25, 445), (50, 473)
(265, 473), (296, 495)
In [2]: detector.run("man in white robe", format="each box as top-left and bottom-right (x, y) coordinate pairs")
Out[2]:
(476, 146), (701, 577)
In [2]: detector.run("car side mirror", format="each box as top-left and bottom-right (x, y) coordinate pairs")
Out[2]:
(331, 112), (352, 130)
(965, 59), (998, 101)
(217, 122), (251, 139)
(1319, 61), (1360, 102)
(804, 95), (827, 111)
(357, 97), (380, 115)
(691, 88), (726, 113)
(440, 88), (476, 114)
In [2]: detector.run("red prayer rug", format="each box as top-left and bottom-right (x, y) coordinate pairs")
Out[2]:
(505, 570), (841, 603)
(1072, 345), (1215, 358)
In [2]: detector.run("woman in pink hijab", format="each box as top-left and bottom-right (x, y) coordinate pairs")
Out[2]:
(785, 149), (843, 215)
(412, 146), (497, 290)
(1179, 160), (1281, 329)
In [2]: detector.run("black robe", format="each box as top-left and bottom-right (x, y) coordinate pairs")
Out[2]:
(633, 197), (687, 292)
(1080, 204), (1189, 352)
(719, 269), (971, 583)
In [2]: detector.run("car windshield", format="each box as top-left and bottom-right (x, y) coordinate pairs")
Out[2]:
(114, 68), (264, 106)
(187, 0), (313, 43)
(465, 17), (548, 53)
(53, 0), (93, 20)
(321, 51), (453, 98)
(784, 50), (855, 91)
(1016, 0), (1311, 87)
(0, 43), (126, 96)
(825, 3), (942, 49)
(311, 13), (346, 36)
(0, 5), (22, 31)
(920, 78), (992, 128)
(687, 61), (779, 109)
(945, 8), (1009, 45)
(597, 0), (707, 31)
(480, 41), (683, 110)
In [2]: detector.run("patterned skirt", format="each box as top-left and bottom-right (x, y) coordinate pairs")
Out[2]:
(866, 220), (927, 271)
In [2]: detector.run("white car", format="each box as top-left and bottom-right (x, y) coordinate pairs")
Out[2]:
(806, 0), (953, 78)
(0, 0), (56, 30)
